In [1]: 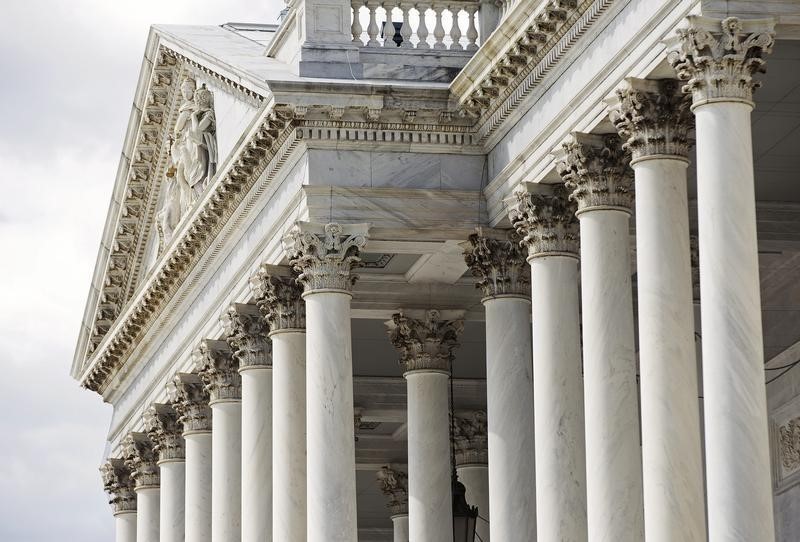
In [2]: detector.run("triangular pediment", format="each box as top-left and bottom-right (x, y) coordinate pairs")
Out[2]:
(72, 25), (286, 379)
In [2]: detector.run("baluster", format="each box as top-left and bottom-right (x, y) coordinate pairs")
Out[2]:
(399, 3), (413, 48)
(366, 0), (381, 46)
(465, 4), (478, 50)
(432, 4), (446, 49)
(351, 0), (364, 44)
(383, 1), (397, 47)
(449, 4), (463, 50)
(416, 3), (430, 49)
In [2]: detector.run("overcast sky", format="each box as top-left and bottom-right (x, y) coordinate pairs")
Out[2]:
(0, 1), (280, 539)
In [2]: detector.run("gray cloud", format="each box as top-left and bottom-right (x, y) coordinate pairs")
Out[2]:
(0, 1), (281, 539)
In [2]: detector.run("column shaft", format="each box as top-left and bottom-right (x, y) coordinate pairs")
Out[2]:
(391, 515), (409, 542)
(158, 461), (185, 542)
(306, 292), (358, 542)
(580, 209), (643, 542)
(484, 296), (535, 542)
(634, 157), (705, 540)
(695, 102), (774, 540)
(116, 513), (137, 542)
(136, 488), (160, 542)
(406, 371), (453, 542)
(272, 330), (307, 542)
(212, 402), (242, 542)
(531, 255), (587, 541)
(185, 432), (212, 542)
(457, 464), (489, 541)
(241, 367), (272, 542)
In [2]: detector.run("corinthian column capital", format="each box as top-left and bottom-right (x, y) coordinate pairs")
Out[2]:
(376, 465), (409, 516)
(121, 432), (160, 489)
(609, 78), (693, 162)
(385, 309), (464, 374)
(463, 229), (530, 299)
(221, 303), (271, 370)
(194, 339), (241, 403)
(249, 264), (306, 332)
(144, 403), (185, 462)
(169, 372), (212, 433)
(282, 222), (370, 294)
(667, 16), (775, 107)
(556, 133), (634, 214)
(453, 410), (488, 466)
(508, 182), (579, 259)
(100, 458), (137, 514)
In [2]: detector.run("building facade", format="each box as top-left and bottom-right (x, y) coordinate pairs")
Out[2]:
(73, 0), (800, 540)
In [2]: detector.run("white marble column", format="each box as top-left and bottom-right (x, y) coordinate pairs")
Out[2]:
(122, 433), (161, 542)
(196, 340), (242, 542)
(170, 373), (212, 542)
(377, 466), (409, 542)
(453, 411), (490, 542)
(609, 77), (706, 541)
(223, 303), (273, 542)
(508, 182), (588, 542)
(145, 404), (186, 542)
(464, 231), (533, 542)
(669, 15), (776, 541)
(250, 264), (308, 542)
(283, 222), (369, 542)
(101, 459), (138, 542)
(557, 133), (643, 542)
(386, 309), (464, 542)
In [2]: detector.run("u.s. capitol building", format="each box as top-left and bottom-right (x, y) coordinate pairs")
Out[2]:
(72, 0), (800, 540)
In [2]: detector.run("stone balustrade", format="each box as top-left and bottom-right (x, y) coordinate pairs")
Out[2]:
(351, 0), (480, 51)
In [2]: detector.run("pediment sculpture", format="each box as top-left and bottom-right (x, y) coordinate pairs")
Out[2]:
(156, 76), (218, 252)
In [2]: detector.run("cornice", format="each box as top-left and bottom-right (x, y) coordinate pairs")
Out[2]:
(78, 1), (619, 393)
(452, 0), (615, 144)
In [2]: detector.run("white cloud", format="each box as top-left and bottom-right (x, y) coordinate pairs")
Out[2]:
(0, 1), (283, 539)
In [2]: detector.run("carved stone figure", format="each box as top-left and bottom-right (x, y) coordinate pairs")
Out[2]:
(156, 76), (218, 252)
(780, 417), (800, 472)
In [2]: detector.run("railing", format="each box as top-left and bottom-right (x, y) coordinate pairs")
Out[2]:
(350, 0), (480, 51)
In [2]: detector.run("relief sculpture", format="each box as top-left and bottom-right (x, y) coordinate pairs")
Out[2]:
(780, 417), (800, 473)
(156, 76), (218, 252)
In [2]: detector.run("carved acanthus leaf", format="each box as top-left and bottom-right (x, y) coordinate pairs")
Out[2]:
(376, 466), (409, 516)
(249, 264), (306, 331)
(194, 339), (241, 402)
(221, 303), (271, 369)
(453, 410), (488, 466)
(144, 403), (185, 462)
(508, 182), (579, 258)
(386, 309), (464, 373)
(121, 432), (160, 489)
(100, 459), (137, 514)
(283, 222), (370, 293)
(556, 133), (633, 213)
(668, 16), (775, 105)
(463, 229), (530, 298)
(609, 78), (693, 161)
(168, 373), (212, 433)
